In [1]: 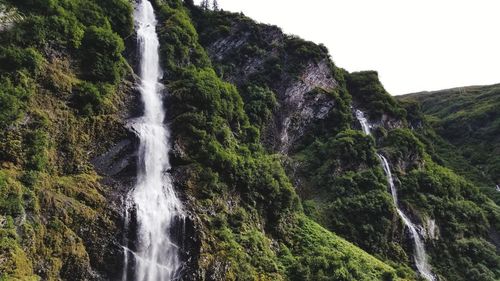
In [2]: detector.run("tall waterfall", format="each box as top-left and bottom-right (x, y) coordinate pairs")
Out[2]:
(355, 110), (435, 281)
(122, 1), (184, 280)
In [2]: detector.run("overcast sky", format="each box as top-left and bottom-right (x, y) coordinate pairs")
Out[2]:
(194, 0), (500, 95)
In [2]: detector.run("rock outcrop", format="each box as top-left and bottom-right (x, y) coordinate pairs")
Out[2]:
(203, 17), (340, 153)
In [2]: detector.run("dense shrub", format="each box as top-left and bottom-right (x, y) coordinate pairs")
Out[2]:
(157, 1), (401, 279)
(381, 128), (425, 166)
(80, 26), (125, 83)
(72, 81), (103, 115)
(397, 158), (500, 280)
(398, 84), (500, 187)
(241, 84), (277, 127)
(96, 0), (134, 37)
(0, 1), (133, 279)
(0, 75), (35, 127)
(346, 71), (406, 119)
(293, 130), (399, 256)
(0, 46), (44, 74)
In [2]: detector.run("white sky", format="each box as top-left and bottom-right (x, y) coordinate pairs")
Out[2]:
(194, 0), (500, 95)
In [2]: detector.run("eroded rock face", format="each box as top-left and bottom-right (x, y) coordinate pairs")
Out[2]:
(207, 25), (284, 85)
(275, 60), (337, 153)
(424, 218), (439, 240)
(89, 120), (138, 279)
(205, 22), (339, 153)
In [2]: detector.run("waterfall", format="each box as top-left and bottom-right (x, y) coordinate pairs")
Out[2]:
(122, 1), (184, 280)
(355, 110), (435, 281)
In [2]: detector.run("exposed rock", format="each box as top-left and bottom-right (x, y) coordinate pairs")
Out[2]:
(207, 25), (283, 83)
(92, 139), (136, 177)
(423, 218), (439, 240)
(205, 21), (339, 153)
(275, 60), (337, 152)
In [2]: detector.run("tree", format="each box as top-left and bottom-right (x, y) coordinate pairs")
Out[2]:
(212, 0), (219, 11)
(201, 0), (209, 10)
(184, 0), (195, 7)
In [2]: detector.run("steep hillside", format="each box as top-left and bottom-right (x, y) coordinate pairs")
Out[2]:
(0, 0), (137, 279)
(0, 0), (399, 280)
(191, 5), (499, 281)
(399, 84), (500, 191)
(153, 1), (399, 280)
(0, 0), (498, 281)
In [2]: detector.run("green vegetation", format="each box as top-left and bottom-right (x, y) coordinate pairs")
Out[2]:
(346, 71), (406, 119)
(355, 81), (500, 280)
(188, 3), (500, 280)
(192, 6), (336, 86)
(1, 0), (498, 280)
(279, 215), (399, 281)
(241, 84), (277, 128)
(80, 26), (126, 83)
(290, 129), (420, 279)
(289, 66), (499, 280)
(0, 0), (133, 279)
(399, 84), (500, 189)
(397, 159), (500, 280)
(153, 0), (400, 279)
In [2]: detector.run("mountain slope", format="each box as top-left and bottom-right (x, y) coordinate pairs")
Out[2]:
(190, 6), (499, 281)
(0, 0), (399, 280)
(0, 0), (136, 279)
(0, 0), (498, 281)
(153, 1), (400, 280)
(399, 84), (500, 190)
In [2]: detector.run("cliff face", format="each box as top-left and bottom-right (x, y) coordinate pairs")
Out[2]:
(0, 1), (499, 281)
(195, 11), (344, 154)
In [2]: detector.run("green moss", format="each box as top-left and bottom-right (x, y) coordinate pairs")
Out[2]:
(0, 1), (132, 279)
(0, 171), (23, 216)
(0, 73), (36, 128)
(0, 236), (37, 281)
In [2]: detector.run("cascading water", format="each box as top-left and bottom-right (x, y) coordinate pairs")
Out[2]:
(122, 1), (184, 280)
(355, 110), (435, 281)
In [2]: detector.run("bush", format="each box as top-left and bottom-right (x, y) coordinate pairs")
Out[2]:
(0, 75), (34, 127)
(0, 171), (23, 216)
(96, 0), (134, 37)
(0, 47), (44, 74)
(381, 128), (425, 165)
(80, 26), (125, 82)
(71, 81), (115, 115)
(346, 71), (406, 119)
(241, 84), (277, 127)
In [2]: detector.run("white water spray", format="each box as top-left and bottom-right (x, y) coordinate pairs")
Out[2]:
(355, 110), (435, 281)
(123, 1), (184, 280)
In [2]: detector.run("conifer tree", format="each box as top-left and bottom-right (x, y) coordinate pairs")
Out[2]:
(201, 0), (209, 10)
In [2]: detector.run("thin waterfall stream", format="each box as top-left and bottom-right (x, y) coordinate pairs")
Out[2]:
(122, 0), (184, 280)
(355, 110), (435, 281)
